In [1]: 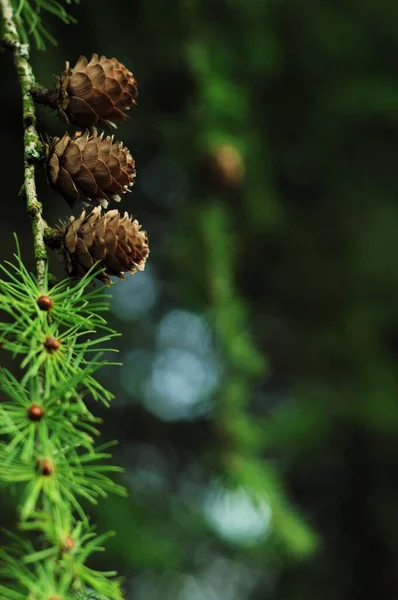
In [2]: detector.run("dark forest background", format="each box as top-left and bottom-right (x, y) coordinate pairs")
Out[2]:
(2, 0), (398, 598)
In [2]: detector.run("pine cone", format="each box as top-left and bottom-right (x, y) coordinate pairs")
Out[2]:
(56, 54), (138, 128)
(58, 207), (149, 284)
(200, 144), (245, 191)
(47, 129), (136, 208)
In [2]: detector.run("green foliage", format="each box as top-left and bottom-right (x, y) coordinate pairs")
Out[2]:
(11, 0), (79, 49)
(0, 244), (125, 598)
(0, 441), (126, 518)
(0, 246), (119, 402)
(0, 368), (102, 457)
(201, 203), (317, 557)
(0, 531), (122, 598)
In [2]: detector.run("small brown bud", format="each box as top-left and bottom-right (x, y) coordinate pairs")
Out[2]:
(43, 336), (61, 353)
(27, 404), (44, 421)
(62, 535), (75, 552)
(36, 458), (55, 476)
(36, 294), (54, 311)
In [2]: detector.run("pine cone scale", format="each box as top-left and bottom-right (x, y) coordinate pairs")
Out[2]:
(64, 225), (77, 250)
(48, 154), (59, 184)
(69, 72), (93, 99)
(87, 64), (106, 86)
(92, 160), (112, 188)
(75, 238), (93, 269)
(107, 107), (126, 122)
(105, 77), (122, 97)
(89, 89), (114, 115)
(62, 143), (82, 175)
(53, 134), (69, 156)
(114, 71), (128, 87)
(75, 55), (88, 70)
(92, 242), (107, 262)
(80, 227), (95, 249)
(74, 164), (97, 196)
(118, 92), (134, 108)
(105, 252), (125, 272)
(108, 154), (120, 173)
(99, 139), (112, 161)
(119, 170), (130, 187)
(66, 97), (97, 126)
(57, 168), (80, 200)
(108, 178), (123, 195)
(104, 229), (117, 254)
(82, 141), (98, 169)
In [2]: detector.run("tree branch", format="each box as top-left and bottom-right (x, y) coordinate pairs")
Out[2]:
(0, 0), (47, 288)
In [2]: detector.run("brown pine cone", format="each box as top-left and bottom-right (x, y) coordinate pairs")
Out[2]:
(47, 129), (136, 208)
(200, 144), (245, 191)
(59, 207), (149, 284)
(56, 54), (138, 128)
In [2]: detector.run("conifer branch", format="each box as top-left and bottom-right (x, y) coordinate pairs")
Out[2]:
(0, 0), (47, 287)
(0, 3), (147, 596)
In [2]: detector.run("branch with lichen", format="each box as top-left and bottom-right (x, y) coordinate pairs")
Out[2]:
(0, 0), (47, 286)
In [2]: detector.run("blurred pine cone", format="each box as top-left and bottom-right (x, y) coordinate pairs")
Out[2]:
(47, 129), (136, 208)
(200, 144), (245, 191)
(58, 207), (149, 284)
(56, 54), (138, 128)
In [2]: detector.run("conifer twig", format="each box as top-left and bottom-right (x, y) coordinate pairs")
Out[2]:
(0, 0), (47, 287)
(0, 4), (136, 597)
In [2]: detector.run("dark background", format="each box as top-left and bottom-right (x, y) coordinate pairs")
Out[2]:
(2, 0), (398, 598)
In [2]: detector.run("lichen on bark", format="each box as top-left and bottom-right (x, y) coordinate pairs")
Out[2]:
(0, 0), (47, 287)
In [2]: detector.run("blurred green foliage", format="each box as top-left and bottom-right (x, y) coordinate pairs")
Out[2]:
(2, 0), (398, 598)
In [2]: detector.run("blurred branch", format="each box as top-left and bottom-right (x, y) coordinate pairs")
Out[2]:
(200, 181), (316, 558)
